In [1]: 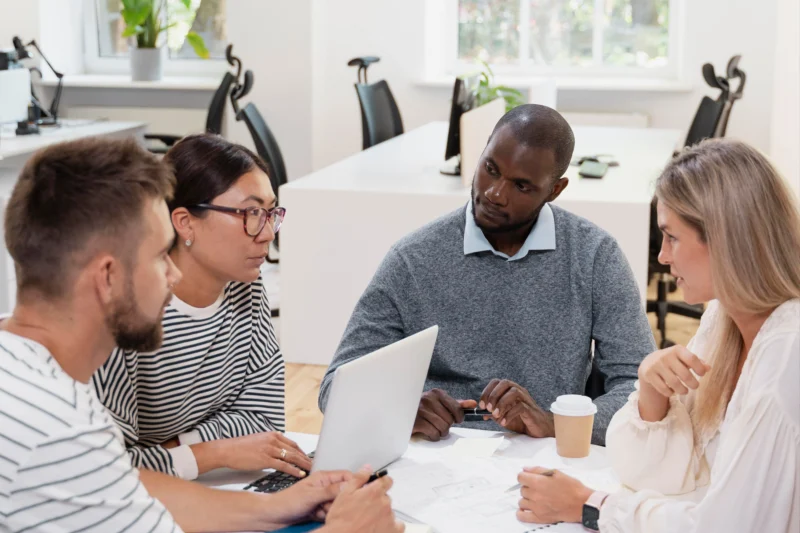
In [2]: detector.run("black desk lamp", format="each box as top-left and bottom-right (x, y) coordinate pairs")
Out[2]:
(13, 36), (63, 126)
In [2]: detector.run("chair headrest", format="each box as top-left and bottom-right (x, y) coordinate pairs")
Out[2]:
(347, 56), (381, 68)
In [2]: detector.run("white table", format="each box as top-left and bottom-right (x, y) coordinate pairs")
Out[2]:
(199, 428), (619, 533)
(279, 122), (681, 365)
(0, 120), (148, 313)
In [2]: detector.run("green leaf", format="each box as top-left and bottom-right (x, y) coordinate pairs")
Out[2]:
(479, 59), (494, 79)
(122, 4), (151, 27)
(181, 0), (192, 8)
(186, 32), (210, 59)
(121, 25), (142, 37)
(495, 85), (523, 97)
(156, 22), (178, 34)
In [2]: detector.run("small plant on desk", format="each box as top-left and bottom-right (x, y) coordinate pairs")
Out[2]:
(475, 60), (525, 112)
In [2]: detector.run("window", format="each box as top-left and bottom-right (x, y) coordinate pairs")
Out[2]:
(454, 0), (677, 77)
(86, 0), (228, 75)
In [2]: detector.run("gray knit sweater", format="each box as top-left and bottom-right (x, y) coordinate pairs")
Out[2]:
(319, 204), (655, 444)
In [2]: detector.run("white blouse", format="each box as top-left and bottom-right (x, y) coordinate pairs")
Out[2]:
(599, 299), (800, 533)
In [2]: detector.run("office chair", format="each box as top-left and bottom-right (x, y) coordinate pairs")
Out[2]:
(144, 71), (235, 154)
(646, 56), (746, 347)
(683, 55), (746, 148)
(348, 56), (404, 149)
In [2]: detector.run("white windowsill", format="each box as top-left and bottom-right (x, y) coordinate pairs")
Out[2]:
(417, 76), (694, 93)
(35, 74), (220, 91)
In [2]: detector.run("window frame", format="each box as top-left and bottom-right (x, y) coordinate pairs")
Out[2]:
(435, 0), (684, 81)
(83, 0), (228, 77)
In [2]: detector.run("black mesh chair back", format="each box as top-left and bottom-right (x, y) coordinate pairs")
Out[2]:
(205, 71), (235, 134)
(145, 71), (236, 153)
(684, 96), (725, 147)
(355, 80), (404, 149)
(236, 102), (287, 199)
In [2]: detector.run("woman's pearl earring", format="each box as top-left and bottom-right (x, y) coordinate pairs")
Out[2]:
(185, 239), (193, 247)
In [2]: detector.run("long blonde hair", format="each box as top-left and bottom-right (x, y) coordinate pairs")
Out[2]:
(656, 138), (800, 436)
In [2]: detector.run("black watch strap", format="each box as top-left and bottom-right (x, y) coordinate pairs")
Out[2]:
(582, 503), (601, 531)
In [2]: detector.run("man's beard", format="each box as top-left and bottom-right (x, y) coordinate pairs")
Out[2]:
(106, 277), (170, 353)
(471, 184), (544, 235)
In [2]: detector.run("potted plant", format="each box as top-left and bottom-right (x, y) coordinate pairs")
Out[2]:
(475, 61), (525, 112)
(121, 0), (210, 81)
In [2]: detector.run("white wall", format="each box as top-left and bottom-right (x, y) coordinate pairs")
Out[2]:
(770, 0), (800, 197)
(0, 0), (39, 49)
(311, 0), (452, 169)
(226, 0), (314, 180)
(311, 0), (780, 170)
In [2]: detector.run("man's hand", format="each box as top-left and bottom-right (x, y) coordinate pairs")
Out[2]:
(480, 379), (555, 438)
(265, 470), (357, 526)
(413, 389), (477, 441)
(324, 467), (404, 533)
(192, 431), (313, 477)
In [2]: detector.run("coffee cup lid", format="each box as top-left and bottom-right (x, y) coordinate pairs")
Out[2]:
(550, 395), (597, 417)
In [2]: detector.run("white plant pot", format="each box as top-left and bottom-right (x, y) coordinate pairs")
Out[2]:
(130, 47), (164, 82)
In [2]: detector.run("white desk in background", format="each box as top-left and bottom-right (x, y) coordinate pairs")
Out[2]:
(199, 428), (620, 533)
(279, 121), (681, 365)
(0, 119), (146, 164)
(0, 120), (148, 313)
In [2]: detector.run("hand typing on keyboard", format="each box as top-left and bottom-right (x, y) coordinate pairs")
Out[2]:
(193, 431), (312, 478)
(245, 450), (315, 493)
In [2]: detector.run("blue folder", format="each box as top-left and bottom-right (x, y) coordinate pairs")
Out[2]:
(274, 523), (323, 533)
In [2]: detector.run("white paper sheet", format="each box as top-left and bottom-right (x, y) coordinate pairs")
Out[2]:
(387, 429), (617, 533)
(449, 436), (505, 458)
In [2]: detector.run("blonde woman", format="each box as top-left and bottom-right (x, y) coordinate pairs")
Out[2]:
(514, 139), (800, 532)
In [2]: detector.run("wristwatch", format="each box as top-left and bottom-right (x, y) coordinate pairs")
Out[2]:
(582, 490), (609, 531)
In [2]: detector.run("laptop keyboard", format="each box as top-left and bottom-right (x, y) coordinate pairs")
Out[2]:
(244, 451), (315, 493)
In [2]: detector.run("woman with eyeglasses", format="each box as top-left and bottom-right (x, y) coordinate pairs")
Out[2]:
(92, 134), (311, 480)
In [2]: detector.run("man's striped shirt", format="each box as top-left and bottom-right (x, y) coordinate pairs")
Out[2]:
(92, 276), (285, 480)
(0, 331), (180, 533)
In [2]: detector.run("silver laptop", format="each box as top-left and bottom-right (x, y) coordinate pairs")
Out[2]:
(312, 325), (439, 473)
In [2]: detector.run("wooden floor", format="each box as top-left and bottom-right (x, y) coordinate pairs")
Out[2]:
(284, 280), (700, 434)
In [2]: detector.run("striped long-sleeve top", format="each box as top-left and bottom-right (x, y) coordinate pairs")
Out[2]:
(91, 275), (285, 480)
(0, 330), (179, 533)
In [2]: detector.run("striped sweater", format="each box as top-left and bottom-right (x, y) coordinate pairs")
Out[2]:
(0, 331), (179, 532)
(92, 275), (285, 480)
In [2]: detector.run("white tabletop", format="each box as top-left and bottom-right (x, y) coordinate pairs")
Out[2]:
(199, 428), (619, 533)
(283, 121), (680, 206)
(0, 120), (146, 161)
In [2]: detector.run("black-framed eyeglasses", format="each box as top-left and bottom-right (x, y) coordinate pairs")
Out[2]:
(192, 203), (286, 236)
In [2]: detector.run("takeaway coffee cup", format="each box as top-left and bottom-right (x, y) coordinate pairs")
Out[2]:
(550, 395), (597, 458)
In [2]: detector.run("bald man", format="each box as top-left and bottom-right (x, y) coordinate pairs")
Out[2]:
(319, 105), (655, 445)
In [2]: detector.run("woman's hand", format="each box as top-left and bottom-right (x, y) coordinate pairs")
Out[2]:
(516, 467), (593, 524)
(192, 431), (313, 476)
(637, 345), (710, 421)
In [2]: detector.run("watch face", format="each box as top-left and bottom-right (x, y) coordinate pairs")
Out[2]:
(582, 504), (601, 531)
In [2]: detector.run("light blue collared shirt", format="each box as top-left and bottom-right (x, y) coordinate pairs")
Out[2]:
(463, 200), (556, 261)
